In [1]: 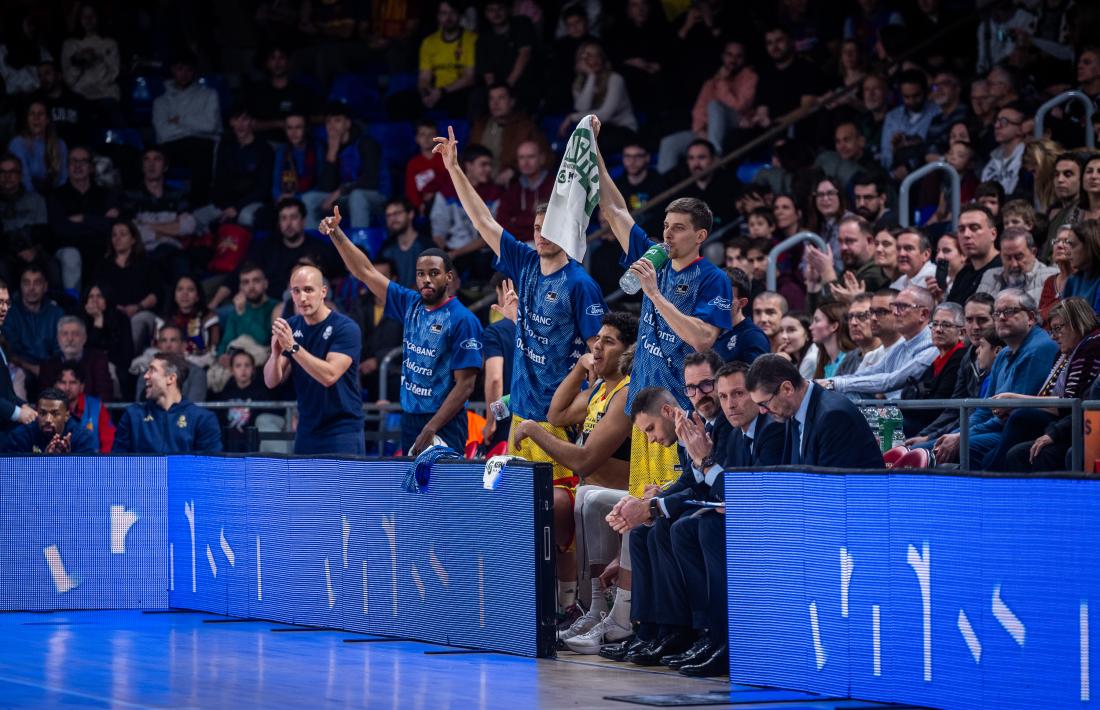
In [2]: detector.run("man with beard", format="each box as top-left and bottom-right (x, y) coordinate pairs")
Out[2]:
(115, 352), (222, 454)
(1044, 153), (1084, 260)
(321, 206), (481, 454)
(216, 263), (278, 366)
(380, 198), (434, 289)
(435, 125), (605, 612)
(263, 264), (364, 455)
(978, 227), (1056, 304)
(676, 140), (740, 231)
(2, 387), (97, 453)
(944, 204), (1002, 305)
(804, 215), (888, 310)
(851, 172), (898, 231)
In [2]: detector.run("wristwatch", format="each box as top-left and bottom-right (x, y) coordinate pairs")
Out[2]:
(282, 343), (301, 357)
(699, 453), (716, 469)
(648, 497), (663, 520)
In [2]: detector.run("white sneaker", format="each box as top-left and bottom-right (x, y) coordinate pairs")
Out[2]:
(558, 606), (603, 641)
(565, 615), (633, 654)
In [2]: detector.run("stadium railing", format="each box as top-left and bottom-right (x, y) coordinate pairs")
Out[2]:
(899, 160), (960, 231)
(765, 230), (827, 293)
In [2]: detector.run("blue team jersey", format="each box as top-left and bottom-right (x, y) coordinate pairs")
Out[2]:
(384, 282), (483, 414)
(622, 224), (732, 412)
(494, 229), (606, 420)
(716, 317), (770, 364)
(287, 310), (364, 439)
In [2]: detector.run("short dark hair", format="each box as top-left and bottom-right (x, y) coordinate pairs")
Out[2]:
(873, 286), (901, 299)
(228, 349), (256, 367)
(57, 360), (86, 384)
(745, 353), (803, 393)
(851, 171), (886, 195)
(38, 387), (68, 404)
(562, 5), (587, 22)
(534, 202), (549, 217)
(686, 138), (716, 156)
(153, 351), (189, 385)
(683, 350), (724, 376)
(238, 261), (266, 278)
(897, 226), (931, 252)
(416, 248), (454, 273)
(385, 197), (414, 213)
(19, 263), (48, 284)
(965, 291), (996, 309)
(601, 312), (639, 347)
(725, 267), (751, 300)
(958, 202), (996, 228)
(745, 237), (772, 255)
(630, 386), (676, 422)
(486, 81), (512, 96)
(276, 197), (306, 218)
(897, 69), (928, 92)
(715, 360), (749, 381)
(665, 197), (713, 233)
(978, 326), (1005, 350)
(415, 117), (437, 132)
(973, 182), (1005, 204)
(461, 143), (493, 165)
(748, 206), (777, 227)
(323, 100), (352, 118)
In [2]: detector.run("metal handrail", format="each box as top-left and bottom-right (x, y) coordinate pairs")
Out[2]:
(377, 345), (403, 402)
(852, 396), (1083, 471)
(899, 160), (960, 232)
(766, 231), (826, 292)
(1034, 90), (1096, 149)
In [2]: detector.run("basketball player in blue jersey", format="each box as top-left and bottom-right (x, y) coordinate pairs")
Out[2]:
(435, 125), (606, 615)
(319, 206), (483, 455)
(593, 117), (733, 494)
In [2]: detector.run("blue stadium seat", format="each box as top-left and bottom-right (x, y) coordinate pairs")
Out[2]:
(736, 161), (770, 185)
(329, 74), (385, 122)
(384, 72), (418, 97)
(347, 226), (387, 258)
(104, 128), (144, 151)
(127, 74), (165, 126)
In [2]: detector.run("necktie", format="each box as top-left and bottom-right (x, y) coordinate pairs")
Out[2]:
(743, 436), (753, 465)
(788, 419), (802, 466)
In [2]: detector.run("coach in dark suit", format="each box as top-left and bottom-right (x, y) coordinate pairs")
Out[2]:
(746, 354), (883, 469)
(667, 360), (784, 676)
(0, 279), (37, 446)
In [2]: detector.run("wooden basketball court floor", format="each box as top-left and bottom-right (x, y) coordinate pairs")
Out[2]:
(0, 611), (932, 709)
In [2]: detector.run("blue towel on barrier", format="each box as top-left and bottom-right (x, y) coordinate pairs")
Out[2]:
(404, 445), (461, 492)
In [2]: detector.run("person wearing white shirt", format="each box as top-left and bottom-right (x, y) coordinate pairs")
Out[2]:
(891, 228), (937, 291)
(976, 227), (1057, 305)
(980, 103), (1028, 196)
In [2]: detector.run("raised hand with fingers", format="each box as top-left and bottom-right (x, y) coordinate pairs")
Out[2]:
(318, 205), (343, 238)
(432, 125), (459, 170)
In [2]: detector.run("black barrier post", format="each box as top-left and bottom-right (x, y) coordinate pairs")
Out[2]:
(1072, 399), (1083, 472)
(246, 426), (260, 453)
(959, 403), (969, 470)
(530, 461), (558, 658)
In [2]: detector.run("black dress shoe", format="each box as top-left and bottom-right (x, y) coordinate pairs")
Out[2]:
(598, 635), (642, 661)
(625, 630), (696, 666)
(662, 637), (717, 669)
(679, 643), (728, 677)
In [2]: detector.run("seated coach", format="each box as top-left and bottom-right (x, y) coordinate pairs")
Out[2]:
(114, 352), (223, 454)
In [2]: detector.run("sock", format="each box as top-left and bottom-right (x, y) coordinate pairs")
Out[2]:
(590, 579), (608, 614)
(609, 588), (632, 628)
(558, 581), (577, 610)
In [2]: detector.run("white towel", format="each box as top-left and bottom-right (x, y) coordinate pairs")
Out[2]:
(541, 115), (600, 263)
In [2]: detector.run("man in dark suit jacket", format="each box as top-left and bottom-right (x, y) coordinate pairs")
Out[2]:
(747, 354), (883, 469)
(668, 360), (784, 676)
(0, 279), (38, 446)
(606, 352), (733, 667)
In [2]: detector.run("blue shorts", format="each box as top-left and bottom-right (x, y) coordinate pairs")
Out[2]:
(294, 430), (366, 456)
(401, 411), (467, 454)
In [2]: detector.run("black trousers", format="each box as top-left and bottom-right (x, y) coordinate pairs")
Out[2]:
(671, 511), (727, 643)
(629, 515), (691, 639)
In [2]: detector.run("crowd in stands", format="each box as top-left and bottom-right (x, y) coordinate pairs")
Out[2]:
(0, 0), (1098, 469)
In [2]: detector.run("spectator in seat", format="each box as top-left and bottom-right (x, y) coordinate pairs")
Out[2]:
(850, 171), (897, 231)
(379, 198), (434, 290)
(752, 291), (788, 353)
(0, 152), (47, 241)
(814, 120), (880, 193)
(607, 0), (671, 117)
(272, 111), (322, 223)
(1, 386), (97, 454)
(751, 25), (824, 130)
(468, 83), (547, 184)
(924, 70), (968, 157)
(546, 6), (595, 113)
(1044, 153), (1083, 259)
(611, 139), (664, 240)
(778, 313), (815, 379)
(804, 175), (853, 268)
(129, 325), (208, 404)
(120, 146), (198, 282)
(1062, 220), (1100, 314)
(59, 4), (120, 112)
(94, 221), (159, 352)
(215, 349), (284, 453)
(418, 1), (477, 116)
(114, 351), (222, 453)
(930, 289), (1058, 467)
(7, 99), (68, 194)
(973, 180), (1005, 218)
(809, 302), (857, 380)
(405, 118), (447, 215)
(475, 1), (538, 111)
(430, 143), (500, 280)
(81, 283), (133, 398)
(54, 361), (114, 452)
(47, 146), (119, 293)
(880, 70), (938, 177)
(834, 292), (883, 376)
(314, 101), (383, 229)
(987, 296), (1100, 471)
(900, 301), (966, 437)
(495, 139), (552, 241)
(248, 44), (318, 143)
(201, 103), (273, 229)
(558, 41), (637, 155)
(156, 275), (221, 365)
(36, 60), (87, 146)
(892, 227), (936, 291)
(676, 139), (740, 232)
(715, 267), (769, 364)
(151, 51), (221, 204)
(978, 226), (1057, 305)
(2, 264), (63, 383)
(215, 263), (277, 366)
(36, 315), (112, 402)
(1039, 225), (1074, 322)
(981, 102), (1030, 197)
(804, 215), (888, 310)
(859, 74), (889, 162)
(347, 257), (403, 403)
(945, 204), (1002, 305)
(1081, 154), (1100, 224)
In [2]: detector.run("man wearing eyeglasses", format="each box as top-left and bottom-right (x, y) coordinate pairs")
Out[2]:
(819, 286), (936, 399)
(930, 289), (1057, 468)
(834, 293), (884, 376)
(746, 353), (882, 469)
(47, 146), (120, 293)
(900, 302), (966, 436)
(981, 102), (1031, 195)
(977, 227), (1057, 305)
(946, 203), (1002, 305)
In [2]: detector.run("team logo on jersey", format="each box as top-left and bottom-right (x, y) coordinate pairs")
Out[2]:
(726, 335), (738, 350)
(545, 291), (558, 302)
(460, 338), (482, 350)
(322, 325), (333, 340)
(586, 304), (604, 316)
(430, 323), (444, 334)
(177, 415), (188, 429)
(143, 415), (154, 423)
(709, 296), (732, 310)
(675, 283), (689, 294)
(293, 330), (304, 339)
